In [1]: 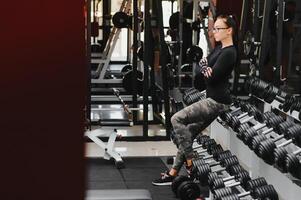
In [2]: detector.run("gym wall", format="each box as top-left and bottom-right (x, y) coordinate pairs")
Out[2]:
(1, 1), (87, 200)
(216, 0), (243, 26)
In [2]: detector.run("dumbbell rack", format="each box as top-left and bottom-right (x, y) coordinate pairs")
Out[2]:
(192, 137), (277, 200)
(211, 118), (301, 200)
(192, 142), (248, 200)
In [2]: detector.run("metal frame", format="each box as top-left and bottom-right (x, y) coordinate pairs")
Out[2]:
(275, 0), (285, 85)
(87, 0), (92, 121)
(258, 0), (273, 78)
(85, 129), (124, 168)
(156, 0), (172, 138)
(132, 0), (139, 123)
(143, 0), (151, 137)
(91, 0), (131, 84)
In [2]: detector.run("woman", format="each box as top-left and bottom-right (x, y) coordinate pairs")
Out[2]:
(152, 14), (238, 186)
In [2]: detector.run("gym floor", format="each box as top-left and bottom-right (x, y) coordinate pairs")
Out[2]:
(85, 125), (178, 200)
(86, 140), (177, 157)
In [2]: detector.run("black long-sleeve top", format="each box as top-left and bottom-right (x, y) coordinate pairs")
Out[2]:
(205, 45), (237, 104)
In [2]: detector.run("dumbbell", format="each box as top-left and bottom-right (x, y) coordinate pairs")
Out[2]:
(220, 103), (256, 126)
(208, 170), (250, 190)
(193, 150), (234, 173)
(227, 164), (246, 176)
(171, 176), (200, 200)
(285, 149), (301, 178)
(171, 175), (191, 194)
(263, 83), (285, 103)
(250, 78), (270, 99)
(274, 147), (301, 172)
(235, 111), (277, 136)
(182, 88), (199, 105)
(183, 91), (206, 106)
(239, 115), (285, 145)
(243, 117), (289, 147)
(219, 107), (243, 123)
(194, 137), (216, 149)
(194, 144), (224, 158)
(217, 184), (278, 200)
(193, 139), (222, 154)
(198, 150), (233, 162)
(183, 88), (199, 97)
(194, 139), (227, 158)
(213, 177), (268, 199)
(174, 152), (231, 199)
(249, 120), (295, 150)
(229, 105), (262, 132)
(256, 124), (301, 164)
(195, 155), (240, 185)
(219, 101), (256, 122)
(195, 134), (210, 144)
(263, 84), (296, 112)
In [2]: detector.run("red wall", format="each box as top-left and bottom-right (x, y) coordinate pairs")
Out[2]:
(1, 1), (87, 199)
(216, 0), (243, 27)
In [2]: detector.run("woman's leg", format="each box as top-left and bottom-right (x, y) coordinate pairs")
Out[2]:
(169, 150), (186, 176)
(171, 98), (227, 161)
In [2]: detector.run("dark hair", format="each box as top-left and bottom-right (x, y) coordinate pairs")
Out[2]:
(216, 14), (240, 68)
(216, 14), (239, 49)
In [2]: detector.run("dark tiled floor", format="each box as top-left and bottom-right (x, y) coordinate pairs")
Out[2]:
(86, 157), (177, 200)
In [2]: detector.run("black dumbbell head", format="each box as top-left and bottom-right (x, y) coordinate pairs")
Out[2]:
(263, 85), (278, 103)
(207, 172), (219, 187)
(207, 144), (223, 155)
(277, 120), (294, 135)
(273, 147), (288, 171)
(211, 171), (250, 190)
(213, 187), (233, 200)
(202, 138), (216, 149)
(236, 123), (250, 137)
(259, 111), (277, 123)
(221, 112), (235, 125)
(171, 175), (191, 194)
(235, 171), (251, 189)
(227, 164), (245, 176)
(196, 164), (211, 185)
(220, 155), (239, 169)
(245, 177), (267, 191)
(257, 139), (276, 163)
(285, 153), (300, 175)
(177, 181), (201, 200)
(195, 134), (210, 145)
(252, 184), (279, 200)
(286, 125), (301, 146)
(239, 126), (258, 143)
(266, 115), (285, 128)
(211, 178), (226, 190)
(219, 194), (240, 200)
(214, 150), (232, 161)
(192, 158), (206, 170)
(250, 134), (267, 150)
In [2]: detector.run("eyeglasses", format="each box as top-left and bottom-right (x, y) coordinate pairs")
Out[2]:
(212, 27), (229, 32)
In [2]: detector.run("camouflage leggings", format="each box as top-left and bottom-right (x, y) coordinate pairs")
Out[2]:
(171, 97), (229, 171)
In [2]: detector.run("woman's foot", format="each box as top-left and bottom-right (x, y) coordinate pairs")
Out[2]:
(152, 171), (176, 186)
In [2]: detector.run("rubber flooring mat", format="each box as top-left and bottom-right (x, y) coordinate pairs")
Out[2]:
(86, 157), (177, 200)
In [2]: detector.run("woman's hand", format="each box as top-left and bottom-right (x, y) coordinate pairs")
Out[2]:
(202, 67), (212, 78)
(199, 58), (212, 78)
(199, 57), (208, 68)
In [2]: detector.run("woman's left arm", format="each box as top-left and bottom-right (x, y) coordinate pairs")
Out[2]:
(205, 50), (236, 84)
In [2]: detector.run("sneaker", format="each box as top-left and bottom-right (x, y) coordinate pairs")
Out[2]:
(152, 171), (175, 186)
